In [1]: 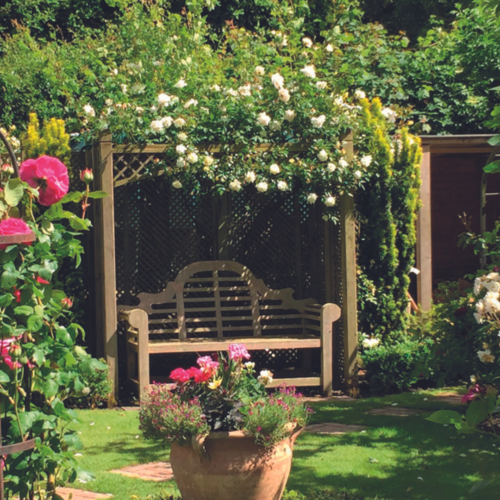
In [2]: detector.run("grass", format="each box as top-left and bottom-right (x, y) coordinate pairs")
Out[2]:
(68, 388), (500, 500)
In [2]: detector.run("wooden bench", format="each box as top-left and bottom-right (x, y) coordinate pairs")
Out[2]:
(118, 261), (341, 400)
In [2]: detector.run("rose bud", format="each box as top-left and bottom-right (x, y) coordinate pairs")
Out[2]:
(9, 344), (22, 359)
(2, 164), (14, 176)
(80, 168), (94, 184)
(61, 297), (73, 309)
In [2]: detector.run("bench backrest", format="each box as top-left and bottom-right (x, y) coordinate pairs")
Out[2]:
(129, 261), (319, 340)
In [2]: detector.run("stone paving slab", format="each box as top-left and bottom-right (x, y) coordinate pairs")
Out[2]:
(56, 488), (112, 499)
(432, 393), (463, 405)
(303, 395), (357, 403)
(367, 407), (424, 417)
(110, 461), (174, 482)
(306, 423), (366, 434)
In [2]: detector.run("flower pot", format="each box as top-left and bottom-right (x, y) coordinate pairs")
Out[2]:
(170, 427), (302, 500)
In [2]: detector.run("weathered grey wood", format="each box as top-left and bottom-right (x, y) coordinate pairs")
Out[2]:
(340, 132), (358, 397)
(416, 145), (432, 310)
(93, 132), (118, 398)
(319, 303), (339, 396)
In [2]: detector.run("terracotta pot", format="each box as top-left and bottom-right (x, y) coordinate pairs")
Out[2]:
(170, 427), (302, 500)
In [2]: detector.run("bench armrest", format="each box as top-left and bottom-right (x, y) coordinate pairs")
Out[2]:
(320, 303), (341, 396)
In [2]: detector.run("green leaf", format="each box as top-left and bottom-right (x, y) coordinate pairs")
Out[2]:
(0, 294), (13, 308)
(0, 370), (10, 383)
(56, 327), (72, 346)
(87, 191), (108, 199)
(32, 348), (45, 366)
(488, 134), (500, 147)
(426, 410), (463, 425)
(1, 271), (16, 289)
(466, 399), (490, 427)
(64, 433), (83, 451)
(27, 314), (44, 332)
(14, 305), (34, 316)
(61, 192), (84, 204)
(69, 216), (90, 231)
(484, 160), (500, 174)
(4, 179), (24, 207)
(41, 379), (59, 399)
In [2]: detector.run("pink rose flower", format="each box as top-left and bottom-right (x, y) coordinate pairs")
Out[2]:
(228, 343), (251, 361)
(20, 155), (69, 206)
(197, 356), (219, 375)
(0, 336), (34, 370)
(0, 218), (33, 250)
(187, 367), (210, 383)
(170, 367), (190, 383)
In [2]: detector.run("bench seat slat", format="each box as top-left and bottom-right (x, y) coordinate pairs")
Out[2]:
(146, 323), (304, 334)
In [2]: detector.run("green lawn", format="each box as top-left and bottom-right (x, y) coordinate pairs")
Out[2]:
(68, 388), (500, 500)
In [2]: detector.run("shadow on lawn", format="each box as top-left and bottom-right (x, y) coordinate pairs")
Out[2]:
(288, 405), (500, 500)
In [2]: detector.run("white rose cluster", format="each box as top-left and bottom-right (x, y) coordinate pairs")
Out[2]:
(473, 272), (500, 325)
(362, 337), (380, 349)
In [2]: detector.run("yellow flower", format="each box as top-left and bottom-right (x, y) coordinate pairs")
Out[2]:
(208, 378), (222, 390)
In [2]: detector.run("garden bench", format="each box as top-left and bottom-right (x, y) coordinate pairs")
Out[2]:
(118, 260), (341, 400)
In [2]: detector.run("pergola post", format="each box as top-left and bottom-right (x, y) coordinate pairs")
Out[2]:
(93, 132), (118, 399)
(417, 144), (432, 310)
(340, 131), (358, 396)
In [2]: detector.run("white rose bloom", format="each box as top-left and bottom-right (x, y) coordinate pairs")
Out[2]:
(135, 106), (144, 114)
(187, 152), (198, 164)
(270, 120), (281, 131)
(211, 84), (221, 92)
(255, 66), (265, 76)
(229, 179), (242, 191)
(354, 89), (366, 100)
(324, 195), (336, 207)
(278, 88), (290, 103)
(178, 132), (188, 142)
(487, 272), (500, 280)
(158, 93), (171, 106)
(362, 338), (380, 349)
(239, 85), (252, 97)
(227, 88), (239, 97)
(302, 37), (313, 48)
(176, 144), (187, 155)
(113, 68), (119, 75)
(315, 81), (327, 90)
(478, 349), (495, 363)
(282, 35), (288, 47)
(317, 150), (328, 162)
(83, 105), (96, 117)
(270, 164), (280, 175)
(204, 156), (214, 167)
(334, 96), (344, 106)
(120, 84), (127, 93)
(256, 182), (268, 193)
(174, 78), (187, 88)
(311, 115), (326, 128)
(326, 44), (333, 52)
(151, 105), (158, 112)
(307, 193), (318, 204)
(284, 110), (296, 122)
(300, 65), (316, 78)
(381, 107), (397, 123)
(474, 312), (483, 324)
(105, 98), (113, 106)
(476, 301), (485, 315)
(327, 163), (336, 172)
(484, 280), (500, 293)
(354, 170), (362, 179)
(161, 116), (173, 128)
(173, 118), (186, 128)
(176, 157), (186, 168)
(150, 120), (164, 133)
(339, 158), (349, 169)
(184, 99), (198, 108)
(360, 155), (372, 167)
(271, 73), (285, 90)
(245, 171), (256, 183)
(172, 180), (182, 189)
(277, 181), (288, 191)
(257, 112), (271, 126)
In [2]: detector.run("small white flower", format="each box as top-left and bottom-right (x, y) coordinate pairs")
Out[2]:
(354, 89), (366, 100)
(317, 150), (328, 162)
(150, 105), (158, 112)
(173, 118), (186, 128)
(176, 144), (187, 155)
(381, 107), (397, 123)
(245, 171), (256, 183)
(360, 155), (372, 168)
(172, 180), (182, 189)
(334, 96), (344, 106)
(478, 349), (495, 363)
(270, 120), (281, 131)
(135, 106), (144, 114)
(339, 158), (349, 169)
(83, 105), (96, 117)
(302, 37), (313, 48)
(315, 81), (327, 90)
(324, 195), (336, 207)
(281, 35), (288, 47)
(174, 78), (187, 88)
(105, 98), (113, 106)
(158, 93), (171, 106)
(300, 65), (316, 78)
(112, 68), (119, 75)
(82, 387), (91, 395)
(362, 338), (381, 349)
(161, 116), (173, 128)
(239, 85), (252, 97)
(256, 181), (268, 193)
(120, 84), (127, 93)
(150, 120), (164, 133)
(211, 84), (221, 92)
(354, 170), (362, 179)
(278, 88), (290, 102)
(257, 112), (271, 126)
(325, 44), (333, 52)
(255, 66), (265, 76)
(184, 99), (198, 108)
(270, 164), (280, 175)
(327, 163), (336, 172)
(178, 132), (188, 142)
(311, 115), (326, 128)
(187, 152), (198, 164)
(257, 369), (273, 386)
(277, 181), (288, 191)
(284, 110), (296, 122)
(229, 179), (242, 191)
(176, 157), (186, 168)
(271, 73), (285, 90)
(204, 156), (214, 167)
(244, 361), (255, 369)
(307, 193), (318, 204)
(227, 88), (239, 97)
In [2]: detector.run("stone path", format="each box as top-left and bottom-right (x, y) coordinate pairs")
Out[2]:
(56, 488), (112, 499)
(367, 407), (424, 417)
(306, 422), (366, 434)
(111, 461), (174, 482)
(432, 393), (463, 405)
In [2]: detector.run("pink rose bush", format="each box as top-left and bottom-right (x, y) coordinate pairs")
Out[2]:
(0, 336), (34, 370)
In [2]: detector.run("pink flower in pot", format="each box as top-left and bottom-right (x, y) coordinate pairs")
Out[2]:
(20, 155), (69, 206)
(0, 218), (33, 249)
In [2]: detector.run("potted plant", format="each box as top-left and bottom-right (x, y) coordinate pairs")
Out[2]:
(139, 344), (312, 500)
